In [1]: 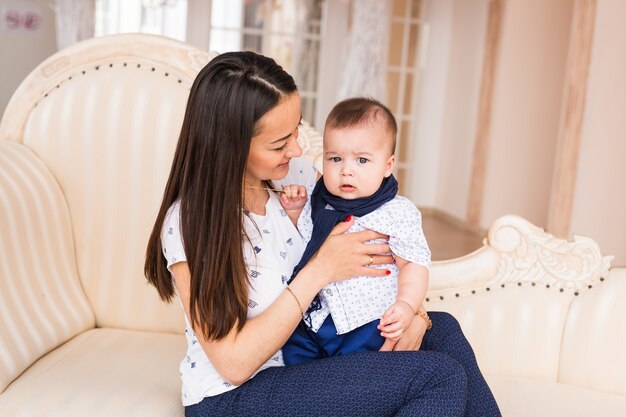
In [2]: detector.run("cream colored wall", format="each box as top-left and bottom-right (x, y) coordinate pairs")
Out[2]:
(480, 0), (574, 229)
(434, 0), (489, 221)
(569, 0), (626, 266)
(0, 0), (56, 116)
(408, 0), (453, 207)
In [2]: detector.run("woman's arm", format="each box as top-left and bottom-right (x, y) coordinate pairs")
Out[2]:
(172, 218), (393, 386)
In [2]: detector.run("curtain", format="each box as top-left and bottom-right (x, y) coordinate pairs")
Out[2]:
(337, 0), (391, 101)
(54, 0), (96, 50)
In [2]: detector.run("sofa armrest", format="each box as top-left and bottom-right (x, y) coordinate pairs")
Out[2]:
(426, 215), (613, 381)
(0, 141), (94, 393)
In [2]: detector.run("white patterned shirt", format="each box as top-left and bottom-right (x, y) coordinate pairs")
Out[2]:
(161, 156), (317, 406)
(297, 193), (431, 335)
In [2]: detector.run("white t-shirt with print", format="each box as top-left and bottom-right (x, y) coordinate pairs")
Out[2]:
(161, 156), (317, 406)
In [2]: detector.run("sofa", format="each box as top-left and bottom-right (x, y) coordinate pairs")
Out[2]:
(0, 34), (624, 417)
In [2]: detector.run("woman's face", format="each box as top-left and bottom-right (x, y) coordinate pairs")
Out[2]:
(246, 92), (302, 185)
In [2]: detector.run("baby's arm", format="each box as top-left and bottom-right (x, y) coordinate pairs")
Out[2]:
(378, 255), (429, 345)
(279, 184), (308, 226)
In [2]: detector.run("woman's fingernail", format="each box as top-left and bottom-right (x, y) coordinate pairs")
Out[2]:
(345, 215), (353, 222)
(385, 270), (391, 275)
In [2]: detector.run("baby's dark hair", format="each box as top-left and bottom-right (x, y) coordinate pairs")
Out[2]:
(324, 97), (397, 155)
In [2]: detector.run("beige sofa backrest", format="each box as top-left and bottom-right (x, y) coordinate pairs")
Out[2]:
(426, 216), (624, 395)
(1, 34), (210, 334)
(0, 141), (94, 391)
(560, 268), (626, 395)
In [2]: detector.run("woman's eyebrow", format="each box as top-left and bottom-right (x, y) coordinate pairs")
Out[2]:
(269, 116), (302, 144)
(270, 134), (290, 144)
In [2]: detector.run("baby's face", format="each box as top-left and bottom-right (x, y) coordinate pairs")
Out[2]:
(322, 123), (395, 199)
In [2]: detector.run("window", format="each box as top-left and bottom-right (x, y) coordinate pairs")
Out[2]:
(206, 0), (324, 123)
(94, 0), (426, 194)
(95, 0), (188, 41)
(388, 0), (425, 195)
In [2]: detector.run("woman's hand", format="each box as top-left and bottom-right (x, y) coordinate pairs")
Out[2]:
(380, 308), (428, 352)
(306, 216), (394, 285)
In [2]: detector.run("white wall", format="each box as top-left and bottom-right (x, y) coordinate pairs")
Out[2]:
(0, 0), (56, 116)
(480, 0), (574, 229)
(407, 0), (454, 208)
(434, 0), (489, 221)
(570, 0), (626, 266)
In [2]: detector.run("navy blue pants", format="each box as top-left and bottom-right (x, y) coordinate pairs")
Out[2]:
(283, 315), (386, 363)
(282, 311), (501, 417)
(185, 350), (468, 417)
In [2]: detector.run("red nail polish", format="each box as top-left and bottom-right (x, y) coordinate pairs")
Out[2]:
(345, 215), (353, 222)
(385, 270), (391, 275)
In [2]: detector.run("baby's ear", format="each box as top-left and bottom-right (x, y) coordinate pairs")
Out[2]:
(384, 154), (395, 177)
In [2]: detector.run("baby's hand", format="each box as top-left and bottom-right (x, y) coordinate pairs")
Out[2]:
(377, 300), (414, 342)
(279, 184), (308, 211)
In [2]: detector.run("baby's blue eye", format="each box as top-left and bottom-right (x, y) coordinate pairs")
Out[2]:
(330, 156), (342, 162)
(358, 157), (369, 164)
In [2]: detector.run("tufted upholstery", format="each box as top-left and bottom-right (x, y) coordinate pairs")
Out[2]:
(0, 34), (624, 417)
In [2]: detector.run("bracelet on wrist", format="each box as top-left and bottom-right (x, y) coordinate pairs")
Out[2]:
(415, 309), (433, 330)
(285, 286), (305, 318)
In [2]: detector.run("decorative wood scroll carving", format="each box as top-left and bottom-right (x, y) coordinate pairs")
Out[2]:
(427, 215), (612, 300)
(489, 215), (612, 290)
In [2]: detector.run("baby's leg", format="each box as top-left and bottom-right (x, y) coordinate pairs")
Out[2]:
(314, 315), (385, 357)
(282, 321), (324, 366)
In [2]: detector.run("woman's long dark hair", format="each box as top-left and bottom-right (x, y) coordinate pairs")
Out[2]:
(145, 52), (297, 341)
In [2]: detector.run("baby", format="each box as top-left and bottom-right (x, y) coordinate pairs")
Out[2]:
(279, 97), (432, 364)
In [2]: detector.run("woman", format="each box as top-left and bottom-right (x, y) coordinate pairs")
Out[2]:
(145, 51), (485, 416)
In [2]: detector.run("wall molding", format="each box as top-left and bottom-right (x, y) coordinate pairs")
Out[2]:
(466, 0), (504, 231)
(547, 0), (597, 237)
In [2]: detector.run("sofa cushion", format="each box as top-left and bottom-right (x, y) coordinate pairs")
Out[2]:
(0, 142), (94, 393)
(487, 375), (626, 417)
(0, 328), (185, 417)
